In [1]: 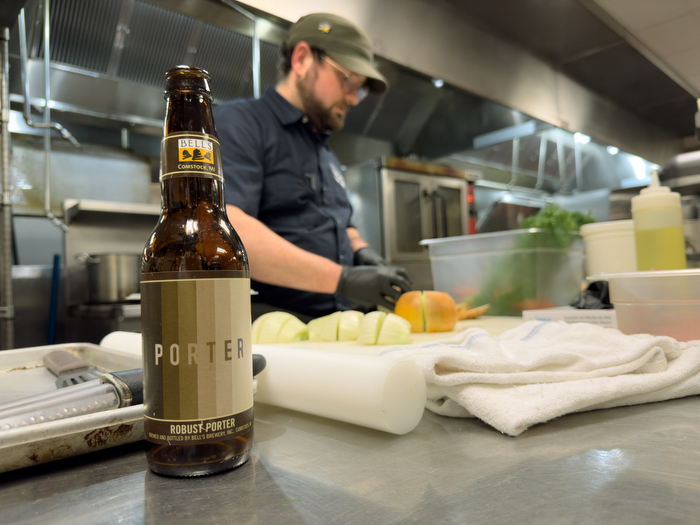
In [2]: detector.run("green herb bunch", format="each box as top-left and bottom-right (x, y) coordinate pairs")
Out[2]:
(521, 204), (595, 248)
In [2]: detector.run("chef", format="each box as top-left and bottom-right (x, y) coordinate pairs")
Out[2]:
(215, 12), (412, 322)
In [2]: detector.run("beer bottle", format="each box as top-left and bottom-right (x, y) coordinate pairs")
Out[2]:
(140, 65), (253, 477)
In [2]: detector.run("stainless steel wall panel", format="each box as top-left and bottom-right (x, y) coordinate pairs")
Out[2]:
(10, 137), (152, 216)
(11, 265), (68, 348)
(258, 40), (280, 93)
(366, 88), (420, 143)
(42, 0), (123, 74)
(116, 1), (194, 87)
(341, 92), (383, 136)
(193, 21), (253, 101)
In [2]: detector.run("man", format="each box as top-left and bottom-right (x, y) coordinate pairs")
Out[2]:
(214, 13), (412, 322)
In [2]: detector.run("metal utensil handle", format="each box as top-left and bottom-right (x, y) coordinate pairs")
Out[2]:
(0, 380), (119, 431)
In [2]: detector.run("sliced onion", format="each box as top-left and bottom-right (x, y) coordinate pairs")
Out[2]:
(376, 313), (412, 345)
(252, 312), (308, 343)
(256, 312), (293, 344)
(276, 315), (309, 342)
(307, 311), (342, 341)
(251, 315), (265, 343)
(338, 310), (364, 341)
(358, 311), (386, 345)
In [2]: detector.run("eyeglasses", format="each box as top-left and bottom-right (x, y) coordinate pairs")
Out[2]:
(322, 55), (369, 103)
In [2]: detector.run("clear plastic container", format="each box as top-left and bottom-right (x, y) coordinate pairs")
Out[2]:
(603, 269), (700, 341)
(420, 229), (585, 316)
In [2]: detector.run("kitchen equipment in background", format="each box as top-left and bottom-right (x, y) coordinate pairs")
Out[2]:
(608, 189), (635, 220)
(345, 156), (479, 290)
(475, 191), (543, 233)
(63, 199), (159, 306)
(421, 229), (585, 316)
(685, 219), (700, 269)
(681, 195), (700, 220)
(63, 199), (159, 344)
(603, 269), (700, 342)
(66, 303), (141, 345)
(76, 253), (140, 304)
(659, 150), (700, 197)
(580, 220), (636, 275)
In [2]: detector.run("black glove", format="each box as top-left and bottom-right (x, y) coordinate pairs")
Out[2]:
(335, 265), (412, 310)
(354, 246), (388, 266)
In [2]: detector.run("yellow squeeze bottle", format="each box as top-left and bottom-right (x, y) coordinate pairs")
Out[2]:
(631, 170), (686, 271)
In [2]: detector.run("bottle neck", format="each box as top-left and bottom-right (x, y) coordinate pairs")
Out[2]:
(164, 92), (215, 135)
(161, 176), (225, 212)
(161, 90), (224, 213)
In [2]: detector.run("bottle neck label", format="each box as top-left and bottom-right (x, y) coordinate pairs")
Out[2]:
(160, 131), (223, 181)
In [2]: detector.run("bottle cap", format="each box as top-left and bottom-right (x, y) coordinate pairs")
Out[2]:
(631, 170), (681, 211)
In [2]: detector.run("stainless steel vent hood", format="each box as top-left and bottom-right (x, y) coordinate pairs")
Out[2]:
(5, 0), (695, 169)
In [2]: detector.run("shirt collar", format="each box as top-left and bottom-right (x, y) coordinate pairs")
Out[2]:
(262, 87), (332, 142)
(262, 87), (302, 126)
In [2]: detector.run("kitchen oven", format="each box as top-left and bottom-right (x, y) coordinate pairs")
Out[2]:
(345, 157), (479, 290)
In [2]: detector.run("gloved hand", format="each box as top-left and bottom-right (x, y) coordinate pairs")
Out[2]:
(335, 265), (412, 310)
(354, 246), (388, 266)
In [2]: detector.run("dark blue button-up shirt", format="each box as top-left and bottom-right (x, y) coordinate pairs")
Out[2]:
(214, 88), (353, 317)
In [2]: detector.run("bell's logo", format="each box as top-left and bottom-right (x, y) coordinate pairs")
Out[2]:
(178, 138), (214, 164)
(318, 22), (331, 34)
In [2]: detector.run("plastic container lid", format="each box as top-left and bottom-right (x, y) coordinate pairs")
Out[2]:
(580, 219), (633, 237)
(419, 228), (583, 256)
(595, 269), (700, 302)
(631, 170), (681, 211)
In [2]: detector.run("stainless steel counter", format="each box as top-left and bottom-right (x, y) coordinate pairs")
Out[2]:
(1, 396), (700, 524)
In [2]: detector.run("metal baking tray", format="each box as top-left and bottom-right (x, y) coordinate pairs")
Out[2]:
(0, 343), (144, 473)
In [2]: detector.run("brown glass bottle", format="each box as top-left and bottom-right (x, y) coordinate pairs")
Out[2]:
(141, 65), (253, 477)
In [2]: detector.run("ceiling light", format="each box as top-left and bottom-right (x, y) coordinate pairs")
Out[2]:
(607, 146), (619, 155)
(432, 78), (444, 88)
(574, 132), (591, 144)
(628, 155), (647, 179)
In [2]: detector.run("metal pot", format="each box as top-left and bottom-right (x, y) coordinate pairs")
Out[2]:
(77, 253), (141, 303)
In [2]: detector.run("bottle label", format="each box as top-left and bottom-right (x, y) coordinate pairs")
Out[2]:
(160, 132), (223, 181)
(141, 276), (253, 446)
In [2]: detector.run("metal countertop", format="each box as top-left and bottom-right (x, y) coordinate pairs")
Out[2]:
(1, 396), (699, 524)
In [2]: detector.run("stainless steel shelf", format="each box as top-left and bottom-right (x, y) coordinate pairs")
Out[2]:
(64, 199), (160, 226)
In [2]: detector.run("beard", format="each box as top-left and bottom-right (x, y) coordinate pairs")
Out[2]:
(296, 66), (347, 133)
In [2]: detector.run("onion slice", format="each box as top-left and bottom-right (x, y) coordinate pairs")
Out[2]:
(358, 311), (385, 345)
(377, 313), (412, 345)
(252, 312), (308, 343)
(338, 310), (364, 341)
(308, 311), (342, 341)
(276, 315), (309, 342)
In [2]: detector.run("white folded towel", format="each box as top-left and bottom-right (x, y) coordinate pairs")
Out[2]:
(379, 321), (700, 436)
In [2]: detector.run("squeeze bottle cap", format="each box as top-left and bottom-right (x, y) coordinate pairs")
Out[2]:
(631, 170), (681, 211)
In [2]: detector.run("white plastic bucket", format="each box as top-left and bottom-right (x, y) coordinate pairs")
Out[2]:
(580, 220), (636, 276)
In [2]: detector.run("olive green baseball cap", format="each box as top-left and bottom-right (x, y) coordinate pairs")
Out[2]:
(285, 13), (388, 94)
